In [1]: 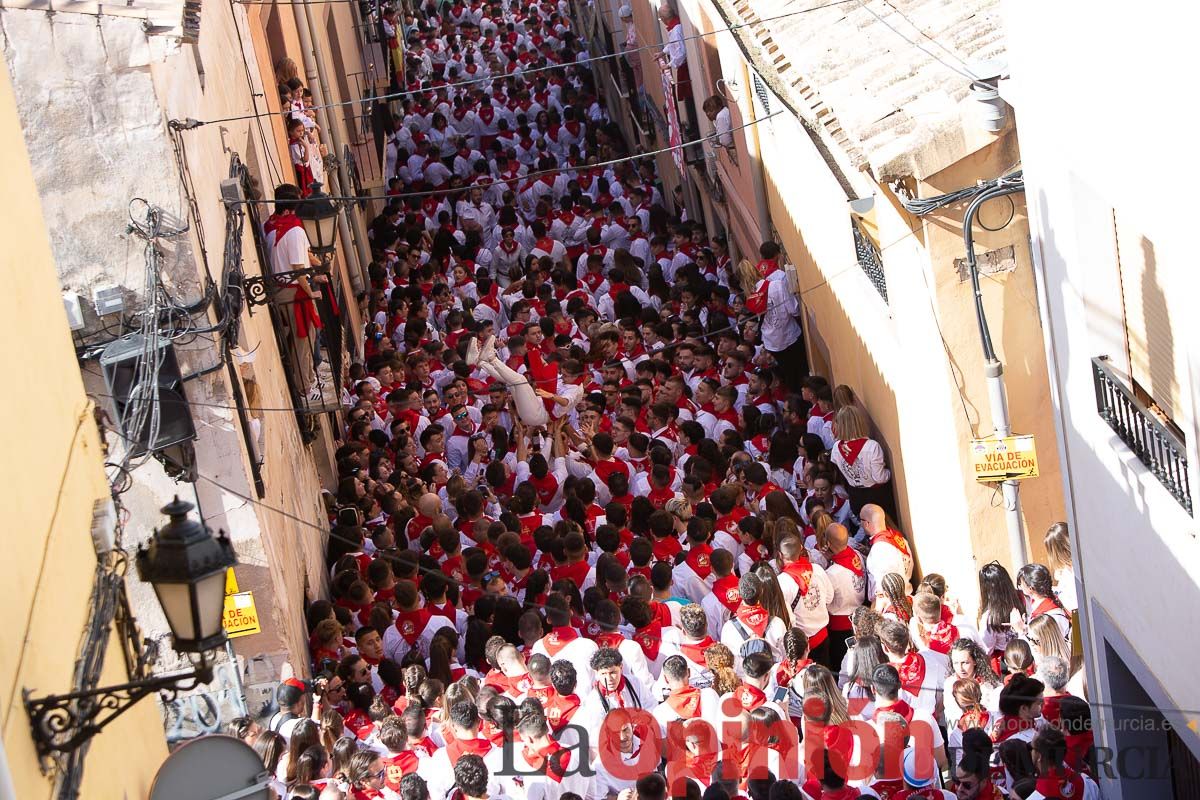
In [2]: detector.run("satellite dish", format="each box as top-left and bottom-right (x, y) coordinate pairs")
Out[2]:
(150, 734), (272, 800)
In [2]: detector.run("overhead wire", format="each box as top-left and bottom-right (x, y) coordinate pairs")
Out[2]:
(232, 108), (786, 205)
(170, 0), (858, 128)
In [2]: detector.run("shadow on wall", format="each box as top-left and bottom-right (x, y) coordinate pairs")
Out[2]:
(766, 175), (907, 545)
(1035, 186), (1200, 797)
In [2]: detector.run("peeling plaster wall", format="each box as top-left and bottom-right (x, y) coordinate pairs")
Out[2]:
(2, 8), (332, 731)
(1, 13), (201, 325)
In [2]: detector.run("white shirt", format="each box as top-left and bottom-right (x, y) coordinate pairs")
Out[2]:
(865, 534), (914, 599)
(759, 269), (802, 352)
(831, 438), (891, 488)
(269, 225), (310, 276)
(776, 562), (834, 634)
(531, 632), (599, 700)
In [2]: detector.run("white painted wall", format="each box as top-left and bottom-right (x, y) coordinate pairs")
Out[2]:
(1004, 0), (1200, 786)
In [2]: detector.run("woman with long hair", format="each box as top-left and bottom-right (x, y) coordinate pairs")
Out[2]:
(329, 735), (359, 788)
(1027, 613), (1082, 679)
(944, 637), (1002, 727)
(977, 561), (1023, 661)
(1014, 562), (1072, 645)
(750, 561), (791, 628)
(280, 718), (322, 783)
(840, 634), (886, 705)
(769, 627), (813, 727)
(829, 405), (896, 518)
(1002, 639), (1036, 684)
(947, 680), (992, 767)
(1043, 522), (1077, 613)
(252, 730), (288, 798)
(288, 745), (331, 796)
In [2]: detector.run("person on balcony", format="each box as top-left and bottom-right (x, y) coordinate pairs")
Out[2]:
(266, 184), (327, 401)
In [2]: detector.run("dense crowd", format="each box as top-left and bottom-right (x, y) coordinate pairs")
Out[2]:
(244, 0), (1098, 798)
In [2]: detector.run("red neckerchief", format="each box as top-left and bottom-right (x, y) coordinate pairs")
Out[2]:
(1030, 595), (1063, 620)
(527, 471), (559, 506)
(774, 657), (812, 686)
(634, 621), (662, 661)
(652, 535), (682, 562)
(394, 608), (432, 646)
(666, 685), (703, 718)
(541, 626), (579, 657)
(598, 675), (631, 708)
(648, 486), (676, 510)
(1035, 766), (1086, 799)
(550, 559), (589, 590)
(607, 281), (630, 300)
(830, 546), (864, 577)
(897, 651), (926, 695)
(427, 600), (456, 622)
(837, 437), (868, 465)
(735, 603), (770, 637)
(590, 627), (625, 650)
(734, 682), (766, 711)
(521, 740), (567, 783)
(782, 558), (814, 596)
(871, 529), (912, 559)
(713, 575), (742, 612)
(264, 210), (303, 241)
(679, 635), (715, 666)
(874, 699), (914, 724)
(544, 691), (581, 731)
(925, 620), (958, 654)
(445, 735), (492, 762)
(684, 544), (714, 579)
(868, 778), (905, 799)
(381, 751), (421, 790)
(992, 714), (1037, 742)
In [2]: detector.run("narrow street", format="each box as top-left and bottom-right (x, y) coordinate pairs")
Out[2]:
(0, 0), (1193, 799)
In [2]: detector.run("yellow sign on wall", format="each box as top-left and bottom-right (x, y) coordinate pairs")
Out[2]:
(970, 435), (1039, 482)
(223, 591), (261, 638)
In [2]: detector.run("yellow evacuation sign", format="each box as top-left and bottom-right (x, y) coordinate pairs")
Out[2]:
(223, 591), (261, 638)
(225, 567), (239, 595)
(970, 435), (1039, 482)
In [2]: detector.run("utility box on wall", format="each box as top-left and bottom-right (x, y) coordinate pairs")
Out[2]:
(99, 335), (197, 456)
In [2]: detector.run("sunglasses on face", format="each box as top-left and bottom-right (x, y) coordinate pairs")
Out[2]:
(483, 570), (501, 583)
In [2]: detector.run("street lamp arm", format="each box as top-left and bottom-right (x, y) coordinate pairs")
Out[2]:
(23, 662), (212, 765)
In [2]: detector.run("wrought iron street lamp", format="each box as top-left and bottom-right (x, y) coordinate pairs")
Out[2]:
(24, 498), (237, 762)
(296, 182), (339, 260)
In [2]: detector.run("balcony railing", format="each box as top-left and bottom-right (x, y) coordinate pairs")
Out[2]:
(1093, 356), (1192, 515)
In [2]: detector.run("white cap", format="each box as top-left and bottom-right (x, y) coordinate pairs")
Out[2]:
(902, 749), (937, 789)
(618, 4), (633, 17)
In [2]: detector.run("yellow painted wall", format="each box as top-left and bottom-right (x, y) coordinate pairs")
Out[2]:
(0, 57), (168, 798)
(756, 106), (1063, 612)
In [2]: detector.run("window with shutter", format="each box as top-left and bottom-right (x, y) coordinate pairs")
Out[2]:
(1114, 212), (1181, 424)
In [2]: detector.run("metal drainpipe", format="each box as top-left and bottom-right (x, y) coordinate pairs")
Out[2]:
(292, 0), (370, 294)
(962, 180), (1028, 568)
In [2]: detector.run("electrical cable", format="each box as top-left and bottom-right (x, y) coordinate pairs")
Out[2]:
(898, 170), (1022, 217)
(170, 0), (857, 129)
(233, 108), (785, 205)
(853, 0), (981, 86)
